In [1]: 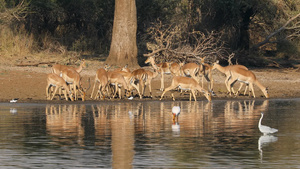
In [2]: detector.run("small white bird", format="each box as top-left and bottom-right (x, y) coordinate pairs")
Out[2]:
(128, 96), (134, 100)
(258, 112), (278, 135)
(10, 98), (19, 103)
(172, 106), (181, 121)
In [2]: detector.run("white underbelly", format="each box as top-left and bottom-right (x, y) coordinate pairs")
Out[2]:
(178, 86), (190, 91)
(237, 79), (249, 84)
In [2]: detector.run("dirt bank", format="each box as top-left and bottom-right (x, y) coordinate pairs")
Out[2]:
(1, 62), (300, 103)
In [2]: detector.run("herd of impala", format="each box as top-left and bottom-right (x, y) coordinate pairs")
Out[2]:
(46, 56), (269, 102)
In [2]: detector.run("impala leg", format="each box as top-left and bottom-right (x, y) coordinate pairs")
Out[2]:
(160, 73), (164, 91)
(50, 86), (59, 100)
(63, 88), (68, 101)
(250, 83), (255, 98)
(171, 93), (175, 101)
(148, 80), (152, 98)
(129, 82), (141, 99)
(235, 83), (244, 96)
(141, 81), (146, 98)
(160, 86), (175, 100)
(191, 90), (197, 101)
(243, 84), (249, 95)
(227, 78), (237, 96)
(90, 79), (97, 99)
(112, 84), (118, 99)
(118, 86), (122, 99)
(46, 85), (50, 100)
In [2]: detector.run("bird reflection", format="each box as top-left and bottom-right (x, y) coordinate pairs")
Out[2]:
(10, 108), (17, 114)
(172, 106), (181, 135)
(258, 135), (278, 162)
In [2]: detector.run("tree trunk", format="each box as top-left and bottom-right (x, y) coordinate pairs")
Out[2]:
(106, 0), (138, 67)
(237, 7), (254, 50)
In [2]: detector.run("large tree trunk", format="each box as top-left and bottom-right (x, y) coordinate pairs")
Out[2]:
(106, 0), (138, 67)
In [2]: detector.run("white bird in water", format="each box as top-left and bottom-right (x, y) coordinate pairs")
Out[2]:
(172, 106), (181, 122)
(258, 112), (278, 135)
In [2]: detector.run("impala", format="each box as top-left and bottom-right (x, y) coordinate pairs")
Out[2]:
(113, 69), (143, 99)
(131, 68), (148, 98)
(160, 76), (212, 101)
(145, 69), (159, 98)
(90, 67), (109, 100)
(52, 59), (86, 76)
(107, 71), (131, 99)
(180, 62), (203, 82)
(121, 64), (157, 98)
(169, 62), (182, 76)
(212, 60), (248, 95)
(145, 56), (181, 91)
(199, 58), (215, 94)
(61, 68), (86, 101)
(228, 67), (269, 98)
(46, 73), (74, 101)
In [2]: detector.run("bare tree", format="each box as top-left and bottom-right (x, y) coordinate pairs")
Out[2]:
(106, 0), (138, 67)
(143, 21), (228, 64)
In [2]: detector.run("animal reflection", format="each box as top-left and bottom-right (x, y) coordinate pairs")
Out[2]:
(45, 104), (86, 146)
(224, 100), (269, 133)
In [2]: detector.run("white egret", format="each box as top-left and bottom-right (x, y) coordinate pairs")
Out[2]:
(172, 106), (181, 121)
(258, 112), (278, 135)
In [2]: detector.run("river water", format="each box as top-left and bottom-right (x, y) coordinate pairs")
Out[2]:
(0, 98), (299, 168)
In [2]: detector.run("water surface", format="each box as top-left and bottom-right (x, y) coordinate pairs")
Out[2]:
(0, 99), (299, 168)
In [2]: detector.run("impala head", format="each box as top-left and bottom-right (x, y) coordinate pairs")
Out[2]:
(211, 60), (220, 70)
(121, 64), (130, 72)
(145, 56), (154, 65)
(264, 87), (269, 98)
(104, 64), (111, 71)
(199, 89), (212, 102)
(179, 62), (185, 67)
(125, 89), (132, 98)
(200, 56), (206, 64)
(80, 59), (87, 68)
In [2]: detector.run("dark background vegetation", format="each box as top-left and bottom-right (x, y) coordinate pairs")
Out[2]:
(0, 0), (299, 67)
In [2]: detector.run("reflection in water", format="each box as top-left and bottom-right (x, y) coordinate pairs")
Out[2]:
(43, 100), (273, 167)
(10, 108), (17, 114)
(258, 135), (278, 162)
(4, 99), (297, 168)
(45, 104), (86, 146)
(224, 100), (269, 133)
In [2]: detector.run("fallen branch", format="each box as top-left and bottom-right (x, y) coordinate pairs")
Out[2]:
(16, 61), (56, 67)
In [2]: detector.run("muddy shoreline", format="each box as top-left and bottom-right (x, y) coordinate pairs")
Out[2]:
(1, 64), (300, 103)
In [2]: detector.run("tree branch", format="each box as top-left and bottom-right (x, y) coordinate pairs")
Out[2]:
(252, 12), (300, 49)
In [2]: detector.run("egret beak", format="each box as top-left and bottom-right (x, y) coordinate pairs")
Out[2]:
(172, 113), (176, 121)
